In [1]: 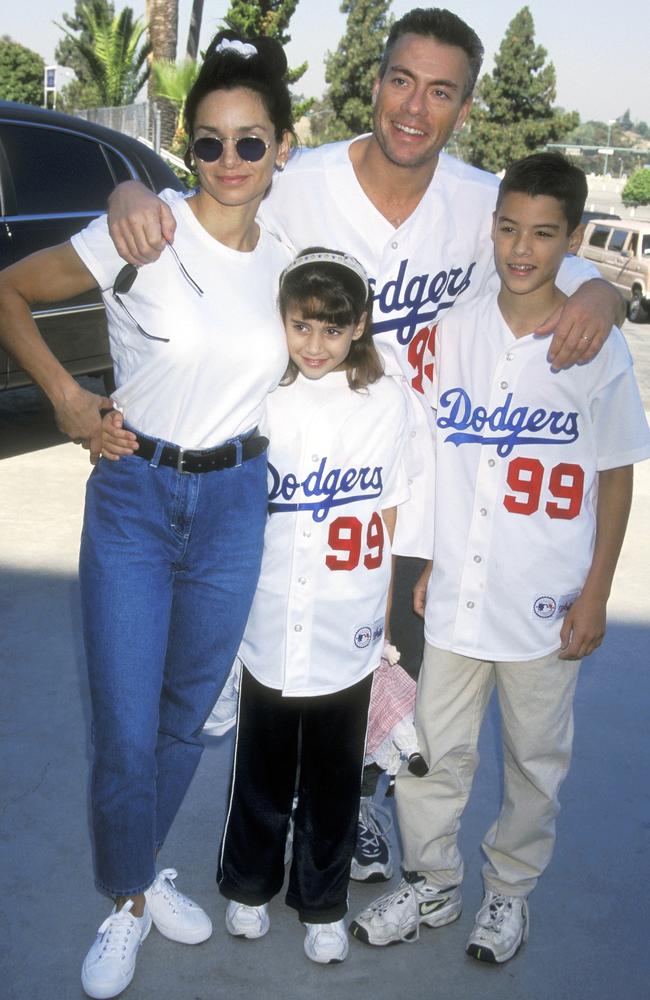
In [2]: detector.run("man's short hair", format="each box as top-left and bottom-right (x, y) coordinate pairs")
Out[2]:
(379, 7), (484, 101)
(497, 153), (588, 233)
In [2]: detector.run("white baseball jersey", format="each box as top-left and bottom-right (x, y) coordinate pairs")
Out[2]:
(424, 290), (650, 661)
(258, 138), (600, 557)
(239, 371), (410, 697)
(73, 190), (290, 449)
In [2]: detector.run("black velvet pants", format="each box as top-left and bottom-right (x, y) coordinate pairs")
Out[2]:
(217, 667), (372, 922)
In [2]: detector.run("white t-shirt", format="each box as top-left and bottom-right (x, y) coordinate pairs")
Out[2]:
(72, 190), (291, 449)
(239, 371), (410, 696)
(425, 290), (650, 661)
(257, 140), (600, 556)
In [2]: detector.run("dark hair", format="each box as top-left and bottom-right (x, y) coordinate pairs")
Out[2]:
(497, 153), (588, 232)
(279, 248), (383, 392)
(379, 8), (484, 101)
(183, 30), (294, 170)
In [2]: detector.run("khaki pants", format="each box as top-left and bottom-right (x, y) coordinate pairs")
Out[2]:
(396, 643), (581, 897)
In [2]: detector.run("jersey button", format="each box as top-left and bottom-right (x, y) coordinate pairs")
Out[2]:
(302, 529), (311, 538)
(410, 430), (417, 438)
(391, 241), (399, 249)
(298, 576), (307, 585)
(488, 459), (496, 468)
(500, 380), (508, 389)
(506, 352), (514, 361)
(466, 601), (475, 609)
(294, 623), (303, 632)
(473, 555), (482, 563)
(311, 453), (319, 462)
(480, 507), (487, 516)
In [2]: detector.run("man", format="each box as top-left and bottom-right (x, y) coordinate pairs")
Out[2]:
(103, 6), (624, 883)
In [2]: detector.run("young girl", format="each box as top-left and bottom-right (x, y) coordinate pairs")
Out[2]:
(106, 247), (408, 962)
(219, 247), (409, 964)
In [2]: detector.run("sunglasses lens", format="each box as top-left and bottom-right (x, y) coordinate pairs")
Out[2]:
(192, 137), (224, 162)
(235, 137), (268, 162)
(113, 263), (138, 294)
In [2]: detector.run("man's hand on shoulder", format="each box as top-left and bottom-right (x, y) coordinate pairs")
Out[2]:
(536, 278), (625, 369)
(107, 181), (176, 266)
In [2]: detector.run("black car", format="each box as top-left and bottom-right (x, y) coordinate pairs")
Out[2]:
(0, 100), (185, 391)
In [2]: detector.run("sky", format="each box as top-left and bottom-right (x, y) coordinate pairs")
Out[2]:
(3, 0), (647, 124)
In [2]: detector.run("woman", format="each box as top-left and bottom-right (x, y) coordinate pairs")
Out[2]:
(0, 32), (293, 1000)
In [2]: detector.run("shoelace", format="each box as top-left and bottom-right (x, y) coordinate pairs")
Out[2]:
(95, 900), (139, 958)
(476, 893), (512, 931)
(151, 868), (195, 912)
(365, 878), (423, 943)
(358, 800), (393, 853)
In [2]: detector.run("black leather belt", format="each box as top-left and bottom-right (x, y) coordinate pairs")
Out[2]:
(132, 430), (268, 473)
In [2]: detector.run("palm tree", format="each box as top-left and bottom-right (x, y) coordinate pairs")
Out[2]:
(186, 0), (204, 60)
(59, 3), (150, 106)
(146, 0), (179, 143)
(151, 57), (199, 145)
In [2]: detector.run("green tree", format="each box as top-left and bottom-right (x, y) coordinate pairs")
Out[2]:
(0, 35), (44, 105)
(319, 0), (392, 143)
(55, 0), (113, 109)
(622, 168), (650, 206)
(224, 0), (312, 117)
(465, 7), (578, 173)
(58, 3), (150, 106)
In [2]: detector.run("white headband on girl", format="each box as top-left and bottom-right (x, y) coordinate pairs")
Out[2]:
(214, 39), (258, 58)
(280, 251), (370, 297)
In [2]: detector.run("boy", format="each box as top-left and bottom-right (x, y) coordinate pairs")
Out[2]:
(350, 153), (650, 962)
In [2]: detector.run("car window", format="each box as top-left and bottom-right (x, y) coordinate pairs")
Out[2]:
(642, 235), (650, 257)
(628, 233), (638, 255)
(588, 225), (610, 249)
(608, 229), (629, 253)
(0, 123), (126, 215)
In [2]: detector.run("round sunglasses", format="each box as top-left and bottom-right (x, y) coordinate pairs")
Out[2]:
(192, 135), (270, 163)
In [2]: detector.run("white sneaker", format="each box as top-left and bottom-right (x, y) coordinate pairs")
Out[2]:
(144, 868), (212, 944)
(466, 890), (529, 963)
(225, 900), (270, 939)
(349, 872), (462, 946)
(303, 919), (349, 963)
(81, 900), (151, 999)
(203, 661), (241, 736)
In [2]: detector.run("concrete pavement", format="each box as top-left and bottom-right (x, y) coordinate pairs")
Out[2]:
(1, 439), (649, 1000)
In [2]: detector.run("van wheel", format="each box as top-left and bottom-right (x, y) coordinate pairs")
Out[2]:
(628, 290), (649, 323)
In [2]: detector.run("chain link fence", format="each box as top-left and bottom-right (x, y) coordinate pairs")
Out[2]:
(74, 101), (161, 150)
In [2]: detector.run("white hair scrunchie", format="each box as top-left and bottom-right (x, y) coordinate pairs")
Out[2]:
(215, 39), (258, 58)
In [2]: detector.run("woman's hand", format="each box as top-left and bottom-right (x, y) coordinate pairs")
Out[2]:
(101, 409), (138, 461)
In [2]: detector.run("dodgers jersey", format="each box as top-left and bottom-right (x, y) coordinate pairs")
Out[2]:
(425, 290), (650, 661)
(258, 139), (599, 557)
(239, 371), (410, 697)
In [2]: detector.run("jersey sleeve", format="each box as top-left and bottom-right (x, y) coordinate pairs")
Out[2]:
(590, 331), (650, 469)
(556, 253), (600, 295)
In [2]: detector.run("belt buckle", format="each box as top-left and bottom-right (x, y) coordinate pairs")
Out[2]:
(176, 447), (186, 473)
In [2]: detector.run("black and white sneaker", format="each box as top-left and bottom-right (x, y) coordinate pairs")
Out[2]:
(350, 796), (393, 882)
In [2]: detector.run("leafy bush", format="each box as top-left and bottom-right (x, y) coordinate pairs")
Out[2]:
(622, 169), (650, 206)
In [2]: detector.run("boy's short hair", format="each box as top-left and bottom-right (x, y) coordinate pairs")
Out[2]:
(379, 8), (484, 101)
(496, 153), (588, 233)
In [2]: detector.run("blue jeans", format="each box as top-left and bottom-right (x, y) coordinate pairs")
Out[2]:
(79, 441), (267, 897)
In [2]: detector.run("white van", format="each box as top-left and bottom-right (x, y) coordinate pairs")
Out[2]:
(578, 219), (650, 322)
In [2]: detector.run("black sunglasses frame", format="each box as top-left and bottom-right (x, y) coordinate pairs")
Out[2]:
(111, 242), (204, 344)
